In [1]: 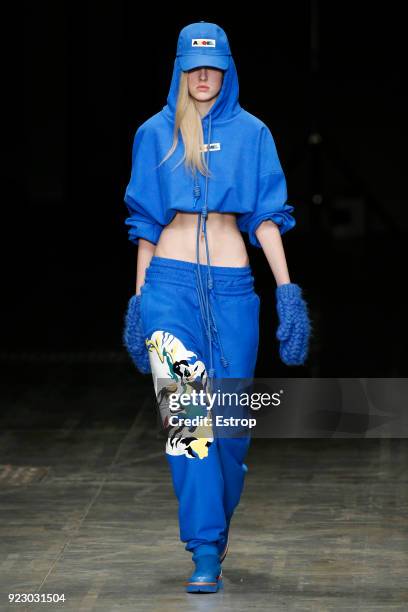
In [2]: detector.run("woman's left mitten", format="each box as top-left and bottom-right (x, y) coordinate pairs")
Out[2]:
(122, 294), (151, 374)
(276, 283), (311, 366)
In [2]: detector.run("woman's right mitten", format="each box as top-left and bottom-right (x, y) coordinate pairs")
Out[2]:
(122, 294), (151, 374)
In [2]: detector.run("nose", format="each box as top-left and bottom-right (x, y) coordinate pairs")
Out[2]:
(199, 68), (208, 79)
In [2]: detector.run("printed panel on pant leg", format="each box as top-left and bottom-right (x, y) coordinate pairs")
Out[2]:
(146, 330), (214, 460)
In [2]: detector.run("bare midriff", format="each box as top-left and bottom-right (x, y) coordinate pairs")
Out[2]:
(154, 211), (250, 267)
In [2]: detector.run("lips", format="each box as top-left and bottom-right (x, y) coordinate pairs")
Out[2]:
(197, 86), (209, 90)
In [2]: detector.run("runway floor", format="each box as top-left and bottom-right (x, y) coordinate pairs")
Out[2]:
(0, 362), (407, 611)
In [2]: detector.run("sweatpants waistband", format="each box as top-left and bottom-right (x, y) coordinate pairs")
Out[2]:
(146, 256), (255, 295)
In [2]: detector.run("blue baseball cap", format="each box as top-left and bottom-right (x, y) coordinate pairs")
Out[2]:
(176, 21), (232, 71)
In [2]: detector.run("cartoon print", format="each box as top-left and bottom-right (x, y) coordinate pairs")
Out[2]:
(146, 330), (214, 459)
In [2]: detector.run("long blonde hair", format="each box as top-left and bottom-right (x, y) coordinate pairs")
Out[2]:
(158, 71), (214, 178)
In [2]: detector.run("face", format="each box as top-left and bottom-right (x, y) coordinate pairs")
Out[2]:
(186, 66), (224, 103)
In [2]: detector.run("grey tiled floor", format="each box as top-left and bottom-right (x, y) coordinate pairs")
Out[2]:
(0, 363), (407, 611)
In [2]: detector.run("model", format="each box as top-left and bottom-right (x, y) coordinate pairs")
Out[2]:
(122, 21), (311, 594)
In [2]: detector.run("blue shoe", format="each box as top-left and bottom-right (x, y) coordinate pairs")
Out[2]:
(185, 545), (223, 593)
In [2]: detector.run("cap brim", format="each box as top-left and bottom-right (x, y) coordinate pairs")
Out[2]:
(179, 54), (230, 71)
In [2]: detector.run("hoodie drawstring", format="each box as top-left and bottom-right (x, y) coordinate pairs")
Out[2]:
(193, 113), (229, 379)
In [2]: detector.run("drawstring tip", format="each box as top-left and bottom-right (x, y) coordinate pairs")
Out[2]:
(208, 277), (213, 290)
(208, 367), (215, 378)
(221, 356), (229, 368)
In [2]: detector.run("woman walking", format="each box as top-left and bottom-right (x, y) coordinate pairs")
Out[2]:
(123, 21), (311, 593)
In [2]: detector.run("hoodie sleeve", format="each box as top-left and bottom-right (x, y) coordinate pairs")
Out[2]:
(238, 124), (296, 248)
(123, 125), (165, 245)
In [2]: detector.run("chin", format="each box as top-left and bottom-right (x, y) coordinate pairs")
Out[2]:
(193, 94), (212, 102)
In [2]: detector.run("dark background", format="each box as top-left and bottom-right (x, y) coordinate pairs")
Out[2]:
(2, 2), (407, 377)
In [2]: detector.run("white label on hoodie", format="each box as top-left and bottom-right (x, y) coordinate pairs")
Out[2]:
(192, 39), (216, 47)
(200, 143), (221, 152)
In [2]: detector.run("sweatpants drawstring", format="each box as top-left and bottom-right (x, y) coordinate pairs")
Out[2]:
(193, 113), (229, 379)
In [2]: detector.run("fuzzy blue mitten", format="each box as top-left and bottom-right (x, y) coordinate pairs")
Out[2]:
(276, 283), (311, 366)
(123, 294), (151, 374)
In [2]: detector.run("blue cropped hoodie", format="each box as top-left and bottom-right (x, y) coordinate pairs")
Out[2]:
(124, 42), (296, 378)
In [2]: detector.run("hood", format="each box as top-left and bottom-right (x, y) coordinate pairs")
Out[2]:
(161, 55), (242, 124)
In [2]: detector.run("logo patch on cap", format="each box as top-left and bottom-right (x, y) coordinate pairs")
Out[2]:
(192, 39), (216, 47)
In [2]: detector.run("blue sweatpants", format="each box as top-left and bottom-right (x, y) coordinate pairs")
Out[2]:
(139, 255), (260, 553)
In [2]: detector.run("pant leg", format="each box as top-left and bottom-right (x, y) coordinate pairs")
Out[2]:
(140, 272), (228, 551)
(208, 286), (261, 528)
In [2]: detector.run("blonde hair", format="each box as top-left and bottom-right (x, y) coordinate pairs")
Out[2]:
(158, 71), (214, 178)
